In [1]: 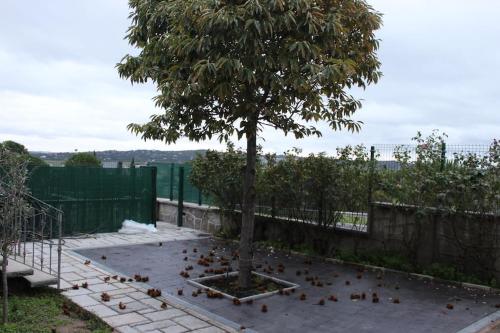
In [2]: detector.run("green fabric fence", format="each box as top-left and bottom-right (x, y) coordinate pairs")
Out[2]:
(148, 162), (210, 205)
(28, 166), (157, 236)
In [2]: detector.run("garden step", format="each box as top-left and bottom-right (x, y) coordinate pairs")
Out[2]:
(24, 269), (58, 287)
(0, 260), (34, 277)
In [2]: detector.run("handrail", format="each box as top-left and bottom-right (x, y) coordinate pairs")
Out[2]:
(1, 179), (63, 289)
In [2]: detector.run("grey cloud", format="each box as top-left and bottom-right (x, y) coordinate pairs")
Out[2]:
(0, 0), (498, 153)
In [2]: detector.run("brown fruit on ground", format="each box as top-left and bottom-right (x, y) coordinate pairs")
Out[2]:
(101, 293), (110, 302)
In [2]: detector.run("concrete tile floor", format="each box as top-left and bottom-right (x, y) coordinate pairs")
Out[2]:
(77, 237), (500, 333)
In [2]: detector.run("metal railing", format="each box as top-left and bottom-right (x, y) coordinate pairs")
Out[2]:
(2, 181), (63, 289)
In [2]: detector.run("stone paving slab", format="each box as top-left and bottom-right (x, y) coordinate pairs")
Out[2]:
(77, 237), (500, 333)
(51, 223), (236, 333)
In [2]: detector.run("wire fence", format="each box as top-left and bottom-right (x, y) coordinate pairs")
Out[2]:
(373, 144), (492, 170)
(160, 142), (498, 229)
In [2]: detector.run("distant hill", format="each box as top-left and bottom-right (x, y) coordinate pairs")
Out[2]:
(30, 149), (207, 165)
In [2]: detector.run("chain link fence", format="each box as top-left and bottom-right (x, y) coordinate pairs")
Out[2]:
(153, 142), (498, 228)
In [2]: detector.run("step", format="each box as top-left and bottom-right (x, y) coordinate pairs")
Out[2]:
(0, 260), (34, 277)
(24, 269), (58, 287)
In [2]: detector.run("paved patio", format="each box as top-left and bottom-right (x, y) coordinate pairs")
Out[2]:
(57, 223), (236, 333)
(74, 231), (500, 333)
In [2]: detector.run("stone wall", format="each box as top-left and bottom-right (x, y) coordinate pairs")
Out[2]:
(157, 198), (222, 234)
(157, 199), (500, 280)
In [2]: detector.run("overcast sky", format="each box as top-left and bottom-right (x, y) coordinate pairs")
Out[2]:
(0, 0), (498, 154)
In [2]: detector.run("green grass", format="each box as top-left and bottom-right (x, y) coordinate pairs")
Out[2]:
(0, 280), (112, 333)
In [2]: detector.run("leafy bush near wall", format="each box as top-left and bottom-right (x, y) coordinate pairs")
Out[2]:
(191, 132), (499, 227)
(191, 144), (372, 228)
(189, 143), (247, 211)
(375, 131), (499, 215)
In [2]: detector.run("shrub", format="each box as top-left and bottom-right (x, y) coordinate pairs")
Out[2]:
(64, 152), (102, 167)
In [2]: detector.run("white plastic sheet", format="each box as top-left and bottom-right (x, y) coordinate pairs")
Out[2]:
(118, 220), (158, 234)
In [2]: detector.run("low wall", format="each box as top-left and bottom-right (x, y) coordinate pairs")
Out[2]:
(157, 199), (500, 280)
(157, 198), (221, 234)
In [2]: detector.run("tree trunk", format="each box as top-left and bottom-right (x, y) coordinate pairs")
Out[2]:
(2, 252), (8, 324)
(238, 127), (257, 290)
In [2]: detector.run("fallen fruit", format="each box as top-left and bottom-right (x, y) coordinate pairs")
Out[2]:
(261, 304), (268, 313)
(350, 293), (360, 300)
(147, 288), (162, 297)
(119, 302), (126, 310)
(446, 304), (454, 310)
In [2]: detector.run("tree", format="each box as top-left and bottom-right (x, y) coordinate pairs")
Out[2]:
(118, 0), (382, 288)
(64, 152), (102, 167)
(0, 141), (48, 167)
(0, 146), (30, 324)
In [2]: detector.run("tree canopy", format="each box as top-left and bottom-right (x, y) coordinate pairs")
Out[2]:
(0, 141), (48, 167)
(118, 0), (382, 142)
(118, 0), (382, 289)
(64, 152), (102, 167)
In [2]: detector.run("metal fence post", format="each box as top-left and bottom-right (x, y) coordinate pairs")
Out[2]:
(169, 163), (174, 201)
(367, 145), (376, 234)
(368, 146), (375, 205)
(177, 166), (184, 227)
(440, 142), (446, 171)
(57, 211), (62, 290)
(151, 166), (157, 227)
